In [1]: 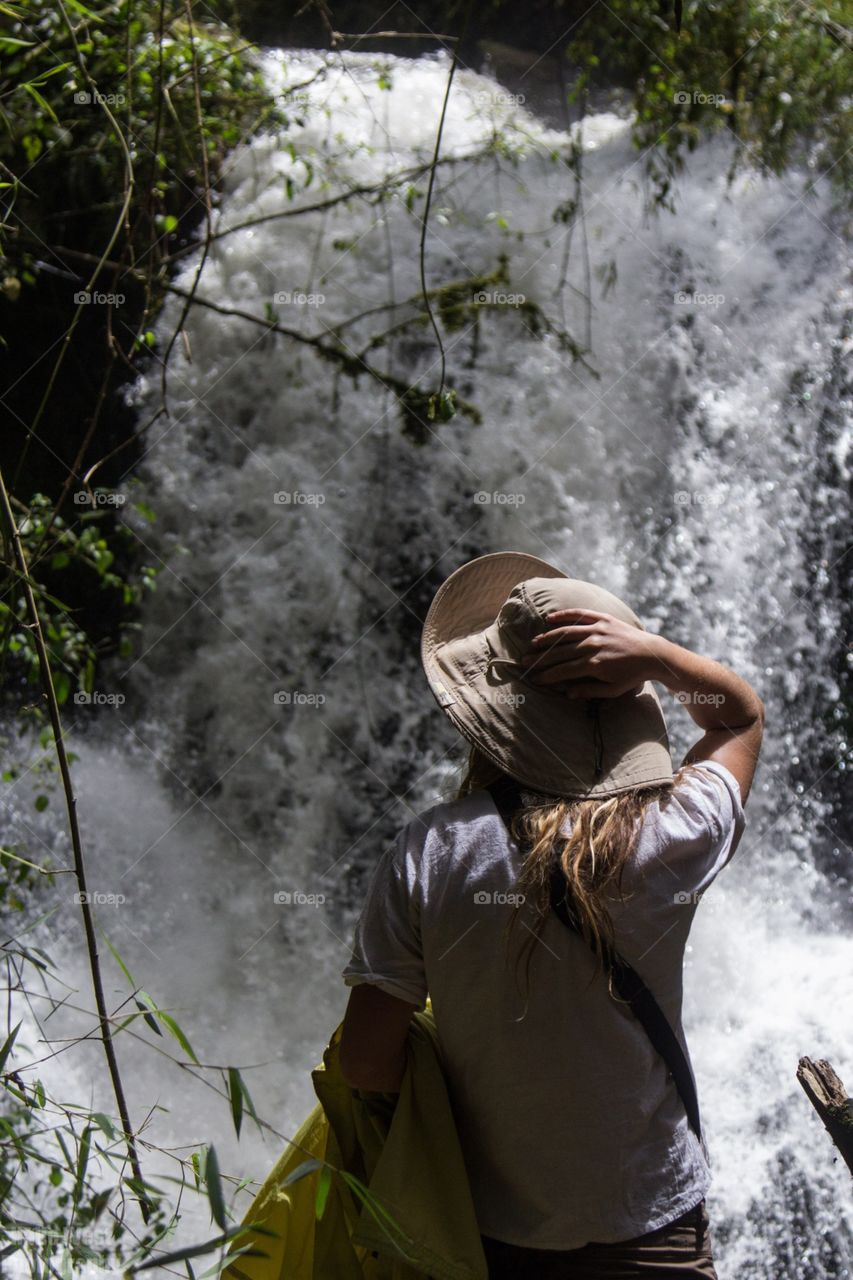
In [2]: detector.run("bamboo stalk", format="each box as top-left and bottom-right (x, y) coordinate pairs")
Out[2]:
(0, 466), (153, 1224)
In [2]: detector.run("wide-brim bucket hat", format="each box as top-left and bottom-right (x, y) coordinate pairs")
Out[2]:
(421, 551), (674, 799)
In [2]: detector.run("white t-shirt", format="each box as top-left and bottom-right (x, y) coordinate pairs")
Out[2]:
(341, 760), (746, 1249)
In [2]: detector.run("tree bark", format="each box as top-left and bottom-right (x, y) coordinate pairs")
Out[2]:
(797, 1057), (853, 1179)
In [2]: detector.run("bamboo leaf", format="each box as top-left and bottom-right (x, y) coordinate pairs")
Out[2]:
(339, 1170), (415, 1256)
(125, 1225), (248, 1273)
(73, 1124), (92, 1204)
(0, 1021), (22, 1073)
(226, 1067), (243, 1138)
(91, 1112), (116, 1140)
(282, 1158), (321, 1186)
(100, 931), (138, 988)
(134, 996), (162, 1037)
(205, 1145), (227, 1231)
(314, 1165), (332, 1220)
(21, 82), (58, 124)
(155, 1009), (199, 1064)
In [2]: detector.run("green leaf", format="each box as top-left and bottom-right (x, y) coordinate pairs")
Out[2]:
(53, 670), (71, 705)
(74, 1124), (93, 1204)
(34, 794), (49, 812)
(282, 1158), (322, 1186)
(156, 1008), (199, 1064)
(314, 1165), (332, 1219)
(339, 1170), (414, 1253)
(126, 1225), (254, 1273)
(227, 1067), (243, 1138)
(205, 1144), (227, 1230)
(65, 0), (103, 19)
(134, 995), (162, 1037)
(91, 1112), (116, 1140)
(0, 1020), (22, 1073)
(100, 930), (138, 988)
(22, 81), (58, 124)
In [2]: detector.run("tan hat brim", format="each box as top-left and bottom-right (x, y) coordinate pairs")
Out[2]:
(421, 552), (673, 799)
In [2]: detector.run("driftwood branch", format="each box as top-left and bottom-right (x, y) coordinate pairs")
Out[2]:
(797, 1057), (853, 1178)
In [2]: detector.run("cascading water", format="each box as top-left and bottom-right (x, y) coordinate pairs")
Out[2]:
(8, 47), (853, 1278)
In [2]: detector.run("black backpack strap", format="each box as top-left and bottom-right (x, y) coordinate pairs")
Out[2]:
(487, 778), (702, 1141)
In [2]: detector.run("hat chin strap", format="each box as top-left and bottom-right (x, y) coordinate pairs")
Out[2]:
(485, 654), (529, 681)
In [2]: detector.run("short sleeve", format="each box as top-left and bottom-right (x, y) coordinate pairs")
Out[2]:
(660, 759), (746, 894)
(341, 823), (429, 1009)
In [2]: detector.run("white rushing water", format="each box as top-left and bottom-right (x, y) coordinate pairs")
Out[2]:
(7, 47), (853, 1278)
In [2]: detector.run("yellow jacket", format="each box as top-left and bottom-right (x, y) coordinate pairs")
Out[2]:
(221, 1007), (488, 1280)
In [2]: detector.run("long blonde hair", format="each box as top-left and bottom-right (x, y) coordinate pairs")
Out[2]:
(456, 743), (697, 985)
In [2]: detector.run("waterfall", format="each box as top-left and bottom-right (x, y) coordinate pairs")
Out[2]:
(8, 47), (852, 1277)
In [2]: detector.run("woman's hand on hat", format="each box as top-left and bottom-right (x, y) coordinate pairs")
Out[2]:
(519, 608), (661, 699)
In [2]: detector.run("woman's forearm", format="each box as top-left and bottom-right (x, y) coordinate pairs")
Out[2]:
(644, 634), (765, 731)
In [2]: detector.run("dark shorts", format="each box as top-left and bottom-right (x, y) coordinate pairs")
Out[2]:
(480, 1199), (718, 1279)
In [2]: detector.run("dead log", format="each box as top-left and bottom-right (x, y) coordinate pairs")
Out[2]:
(797, 1057), (853, 1179)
